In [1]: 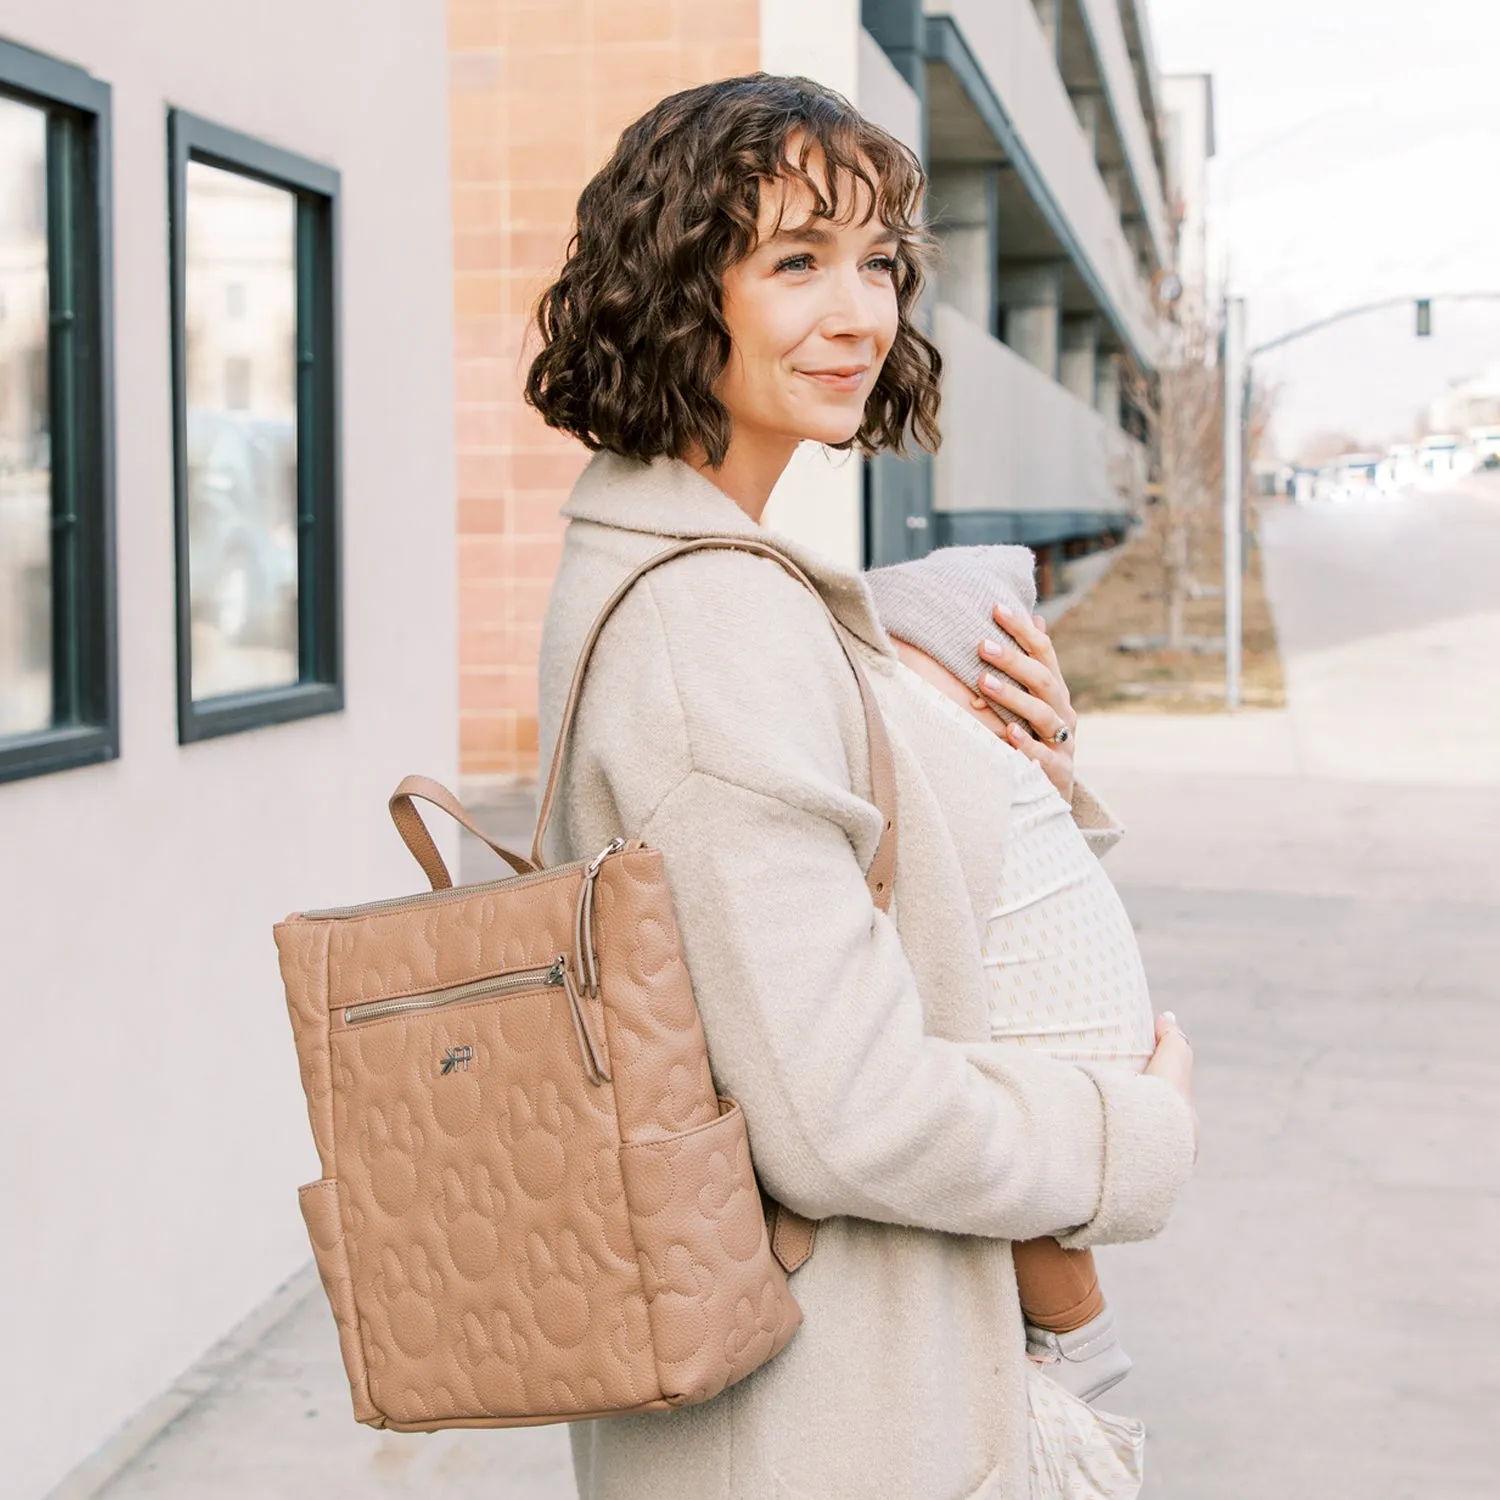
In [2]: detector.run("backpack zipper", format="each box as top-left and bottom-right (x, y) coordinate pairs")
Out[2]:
(575, 837), (626, 997)
(342, 958), (565, 1026)
(340, 953), (611, 1087)
(331, 835), (630, 1085)
(301, 860), (580, 922)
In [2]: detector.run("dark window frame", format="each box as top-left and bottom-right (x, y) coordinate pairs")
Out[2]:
(0, 39), (117, 785)
(168, 110), (342, 744)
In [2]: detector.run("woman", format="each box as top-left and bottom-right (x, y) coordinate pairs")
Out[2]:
(529, 74), (1197, 1500)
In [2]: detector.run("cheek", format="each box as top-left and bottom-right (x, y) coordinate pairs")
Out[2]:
(876, 294), (901, 361)
(750, 292), (818, 374)
(728, 297), (816, 410)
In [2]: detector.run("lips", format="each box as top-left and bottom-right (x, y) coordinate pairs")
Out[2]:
(797, 366), (870, 391)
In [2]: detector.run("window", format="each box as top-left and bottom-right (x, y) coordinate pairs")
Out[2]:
(0, 41), (116, 784)
(224, 356), (251, 411)
(169, 112), (341, 742)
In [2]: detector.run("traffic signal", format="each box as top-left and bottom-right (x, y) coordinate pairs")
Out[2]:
(1416, 298), (1433, 337)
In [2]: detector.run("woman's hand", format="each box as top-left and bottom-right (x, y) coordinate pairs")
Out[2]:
(975, 606), (1079, 801)
(1144, 1011), (1199, 1161)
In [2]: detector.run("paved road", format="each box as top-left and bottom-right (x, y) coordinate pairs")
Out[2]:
(86, 486), (1500, 1499)
(1258, 484), (1500, 785)
(1082, 482), (1500, 1499)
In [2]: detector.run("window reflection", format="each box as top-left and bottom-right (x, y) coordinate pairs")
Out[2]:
(0, 96), (50, 737)
(184, 161), (298, 701)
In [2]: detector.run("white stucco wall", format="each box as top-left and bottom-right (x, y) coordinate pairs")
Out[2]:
(762, 441), (864, 565)
(760, 0), (861, 97)
(0, 5), (458, 1497)
(757, 1), (865, 567)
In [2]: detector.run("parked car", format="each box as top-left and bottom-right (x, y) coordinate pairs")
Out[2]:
(1330, 453), (1381, 503)
(1417, 433), (1472, 483)
(1468, 426), (1500, 470)
(1380, 444), (1420, 493)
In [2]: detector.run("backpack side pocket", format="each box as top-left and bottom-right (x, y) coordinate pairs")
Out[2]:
(619, 1097), (802, 1406)
(299, 1178), (384, 1427)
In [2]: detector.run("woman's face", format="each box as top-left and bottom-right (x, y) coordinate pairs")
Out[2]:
(716, 159), (901, 453)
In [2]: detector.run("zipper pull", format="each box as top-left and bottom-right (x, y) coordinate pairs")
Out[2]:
(559, 954), (611, 1086)
(577, 837), (625, 997)
(585, 837), (626, 879)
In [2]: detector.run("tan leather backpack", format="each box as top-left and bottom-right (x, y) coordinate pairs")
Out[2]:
(274, 537), (897, 1431)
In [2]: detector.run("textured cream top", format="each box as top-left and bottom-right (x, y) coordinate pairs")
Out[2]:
(893, 663), (1155, 1071)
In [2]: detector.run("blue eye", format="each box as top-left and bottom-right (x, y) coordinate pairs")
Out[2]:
(775, 254), (814, 273)
(865, 255), (897, 275)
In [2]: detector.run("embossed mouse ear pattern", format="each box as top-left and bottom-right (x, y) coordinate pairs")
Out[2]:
(274, 792), (804, 1432)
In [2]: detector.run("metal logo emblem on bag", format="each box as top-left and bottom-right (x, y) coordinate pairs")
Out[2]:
(439, 1045), (474, 1075)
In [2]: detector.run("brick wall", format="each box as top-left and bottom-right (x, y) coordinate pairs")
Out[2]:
(449, 0), (760, 782)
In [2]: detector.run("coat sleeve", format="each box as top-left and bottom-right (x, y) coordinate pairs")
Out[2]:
(638, 768), (1193, 1242)
(1070, 780), (1126, 860)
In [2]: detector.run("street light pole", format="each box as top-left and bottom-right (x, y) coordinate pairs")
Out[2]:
(1222, 297), (1247, 711)
(1215, 288), (1500, 711)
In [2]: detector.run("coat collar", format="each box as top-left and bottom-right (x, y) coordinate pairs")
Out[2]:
(562, 451), (894, 655)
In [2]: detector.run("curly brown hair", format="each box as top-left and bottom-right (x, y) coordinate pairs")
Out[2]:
(525, 74), (942, 465)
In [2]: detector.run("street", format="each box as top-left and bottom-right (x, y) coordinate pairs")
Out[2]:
(91, 485), (1500, 1500)
(1083, 480), (1500, 1498)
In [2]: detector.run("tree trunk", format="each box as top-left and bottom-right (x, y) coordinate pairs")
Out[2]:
(1165, 516), (1188, 649)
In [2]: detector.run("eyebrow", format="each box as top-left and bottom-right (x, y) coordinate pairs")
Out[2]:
(767, 223), (834, 246)
(766, 222), (900, 248)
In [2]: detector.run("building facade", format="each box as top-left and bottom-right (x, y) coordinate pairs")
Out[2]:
(1428, 365), (1500, 436)
(0, 5), (459, 1497)
(455, 0), (1178, 787)
(1159, 70), (1216, 314)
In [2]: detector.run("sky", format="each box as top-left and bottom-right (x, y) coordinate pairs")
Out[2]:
(1147, 0), (1500, 457)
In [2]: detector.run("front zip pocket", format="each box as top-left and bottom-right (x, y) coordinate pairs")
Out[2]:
(340, 955), (610, 1086)
(342, 958), (565, 1027)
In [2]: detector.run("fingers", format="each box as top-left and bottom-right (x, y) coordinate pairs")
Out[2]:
(1154, 1011), (1193, 1053)
(994, 605), (1062, 674)
(979, 636), (1063, 709)
(982, 619), (1077, 732)
(1148, 1013), (1197, 1159)
(1000, 721), (1075, 800)
(976, 670), (1063, 739)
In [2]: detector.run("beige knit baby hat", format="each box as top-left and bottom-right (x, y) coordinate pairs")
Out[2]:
(864, 544), (1038, 727)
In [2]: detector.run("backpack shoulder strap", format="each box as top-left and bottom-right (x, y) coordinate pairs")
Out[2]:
(530, 537), (898, 914)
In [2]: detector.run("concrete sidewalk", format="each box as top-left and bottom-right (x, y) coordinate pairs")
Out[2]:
(1074, 491), (1500, 1499)
(80, 490), (1500, 1499)
(1080, 761), (1500, 1500)
(92, 1277), (573, 1500)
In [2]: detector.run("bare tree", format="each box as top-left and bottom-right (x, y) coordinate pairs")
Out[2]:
(1124, 312), (1224, 649)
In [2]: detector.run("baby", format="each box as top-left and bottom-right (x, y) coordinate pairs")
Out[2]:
(865, 545), (1157, 1405)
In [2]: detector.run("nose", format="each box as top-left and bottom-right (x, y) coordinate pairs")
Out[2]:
(819, 259), (883, 345)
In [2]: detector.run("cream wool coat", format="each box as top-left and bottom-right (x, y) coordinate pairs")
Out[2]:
(536, 453), (1196, 1500)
